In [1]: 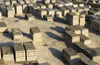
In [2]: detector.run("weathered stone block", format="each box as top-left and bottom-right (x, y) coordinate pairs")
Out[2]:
(2, 46), (14, 61)
(25, 13), (35, 21)
(62, 48), (80, 65)
(79, 34), (91, 45)
(45, 8), (55, 17)
(43, 15), (53, 22)
(66, 12), (79, 25)
(37, 9), (47, 18)
(13, 43), (25, 62)
(30, 27), (42, 42)
(12, 28), (23, 41)
(74, 25), (89, 37)
(65, 26), (81, 34)
(14, 3), (23, 15)
(23, 42), (36, 61)
(65, 31), (80, 43)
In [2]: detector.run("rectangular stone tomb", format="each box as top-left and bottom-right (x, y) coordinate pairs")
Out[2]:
(22, 4), (28, 13)
(13, 43), (25, 62)
(43, 15), (53, 22)
(65, 25), (81, 34)
(23, 42), (36, 61)
(4, 0), (10, 5)
(79, 53), (99, 65)
(65, 31), (80, 43)
(84, 48), (100, 64)
(30, 27), (42, 42)
(58, 7), (69, 16)
(50, 0), (56, 3)
(79, 16), (86, 26)
(45, 8), (55, 17)
(17, 0), (25, 4)
(53, 9), (62, 18)
(89, 15), (100, 23)
(10, 0), (17, 6)
(62, 48), (80, 65)
(88, 10), (100, 15)
(45, 3), (53, 9)
(14, 3), (23, 15)
(29, 4), (40, 15)
(91, 48), (100, 64)
(75, 7), (84, 13)
(37, 3), (46, 9)
(25, 13), (35, 21)
(74, 42), (89, 52)
(42, 0), (50, 4)
(91, 19), (100, 33)
(73, 4), (78, 8)
(12, 28), (23, 41)
(7, 6), (14, 18)
(66, 6), (77, 12)
(2, 46), (14, 61)
(79, 34), (91, 45)
(74, 25), (89, 37)
(66, 12), (79, 25)
(0, 4), (7, 16)
(37, 9), (47, 18)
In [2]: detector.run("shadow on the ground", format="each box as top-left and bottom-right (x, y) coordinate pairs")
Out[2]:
(3, 31), (12, 40)
(15, 15), (25, 19)
(22, 32), (32, 40)
(50, 26), (65, 34)
(49, 47), (68, 65)
(53, 18), (67, 24)
(45, 32), (64, 41)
